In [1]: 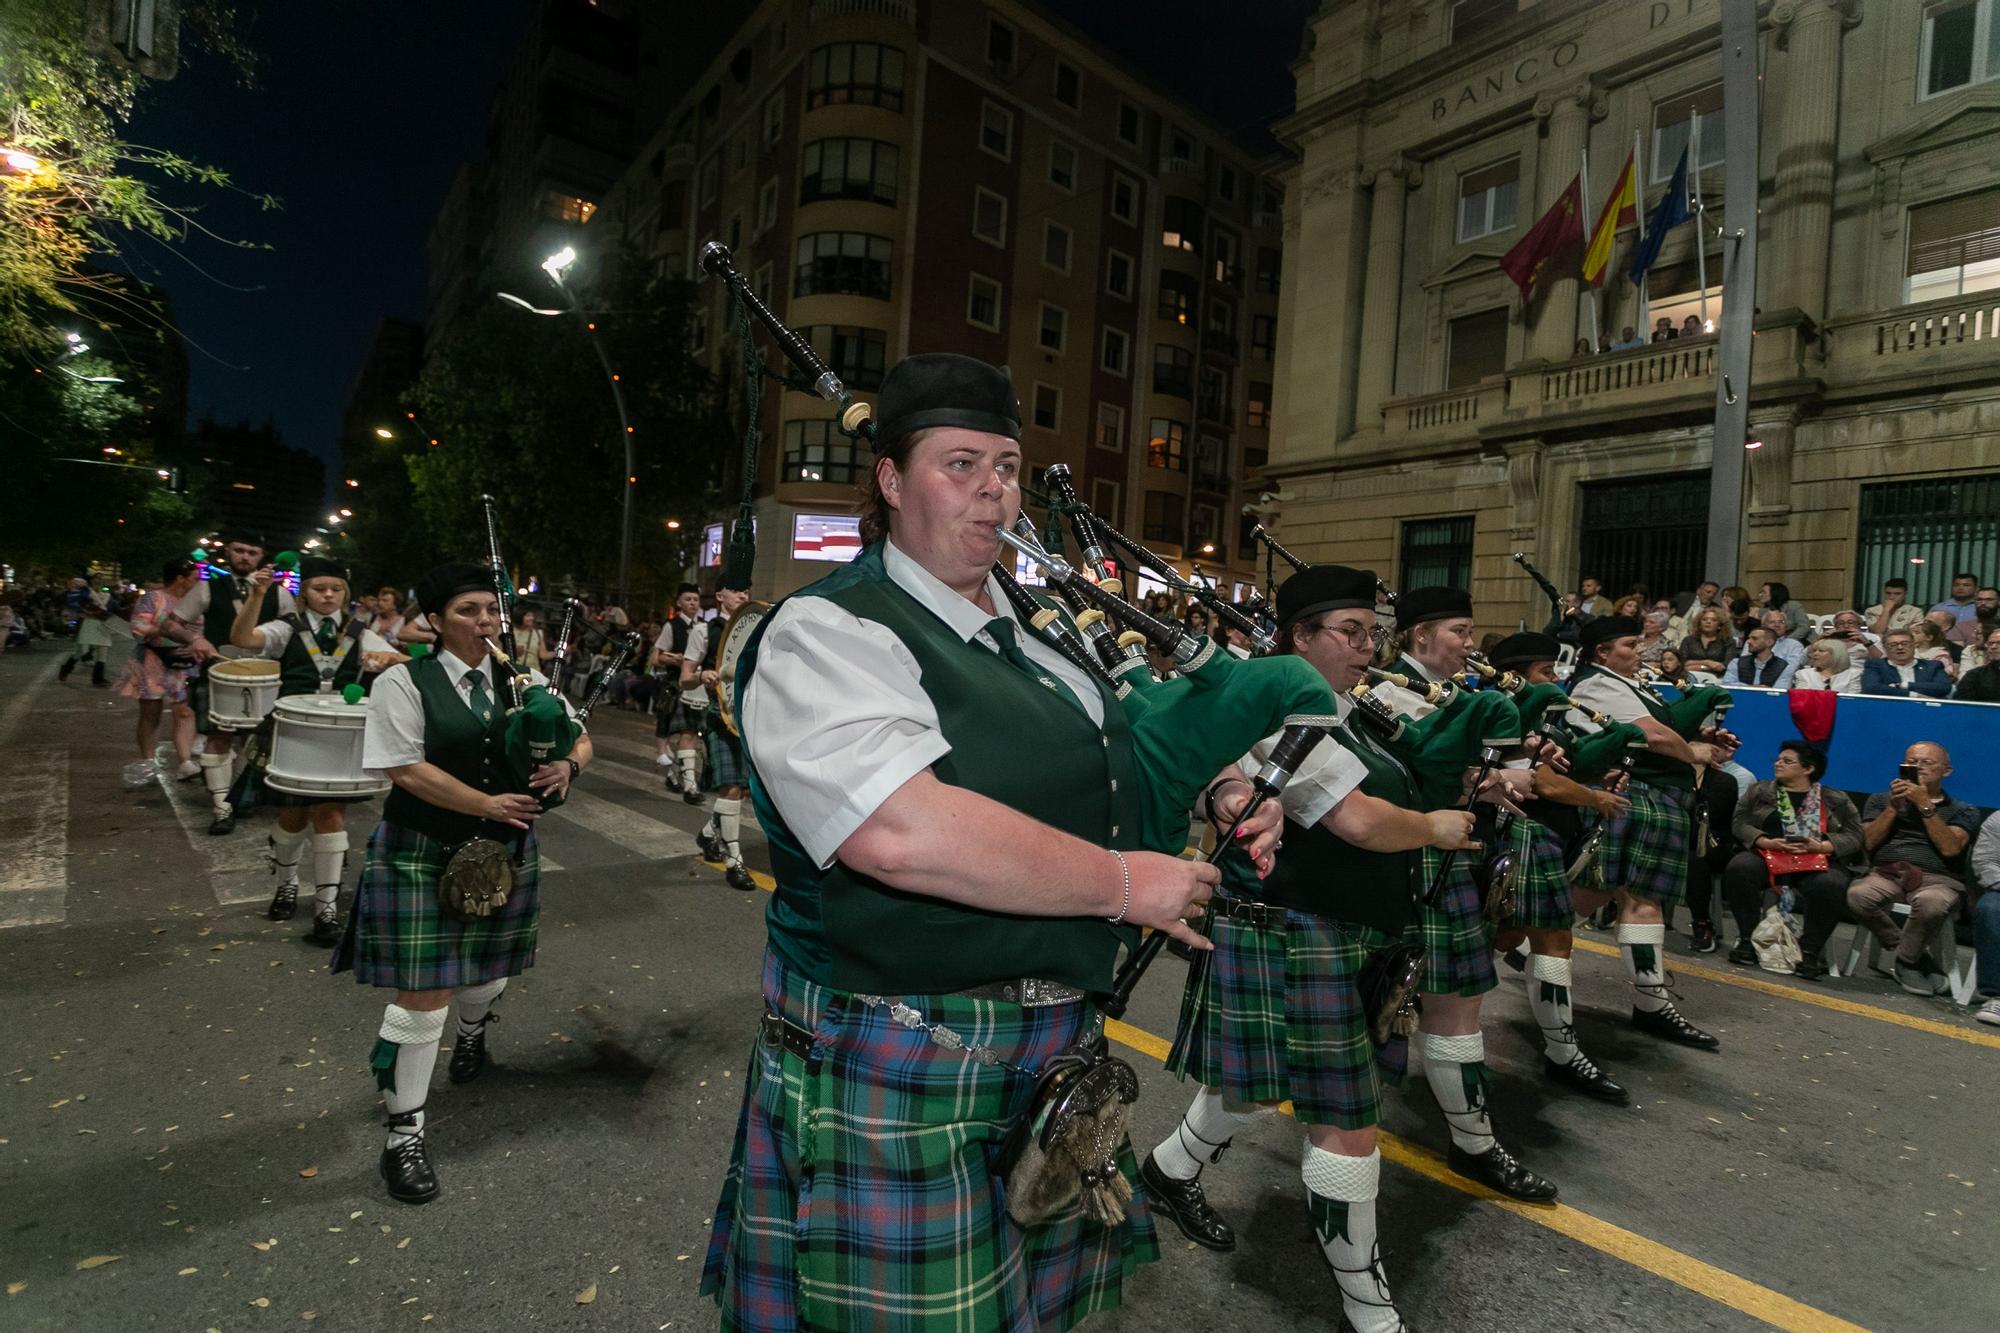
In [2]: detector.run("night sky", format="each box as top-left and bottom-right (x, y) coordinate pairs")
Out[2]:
(121, 0), (1312, 491)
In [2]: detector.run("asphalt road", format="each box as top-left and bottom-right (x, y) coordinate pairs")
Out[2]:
(1, 648), (1993, 1332)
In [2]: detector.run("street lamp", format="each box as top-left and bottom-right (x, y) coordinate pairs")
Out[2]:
(374, 426), (393, 440)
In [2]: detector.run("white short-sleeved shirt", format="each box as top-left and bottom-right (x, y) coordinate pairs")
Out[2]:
(363, 648), (581, 777)
(1237, 694), (1368, 830)
(1369, 654), (1445, 722)
(681, 619), (717, 707)
(741, 538), (1111, 870)
(1567, 669), (1655, 729)
(172, 575), (295, 632)
(253, 611), (394, 661)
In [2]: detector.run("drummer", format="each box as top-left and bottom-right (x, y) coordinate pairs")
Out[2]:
(335, 561), (591, 1205)
(682, 576), (754, 890)
(229, 557), (399, 943)
(163, 532), (295, 835)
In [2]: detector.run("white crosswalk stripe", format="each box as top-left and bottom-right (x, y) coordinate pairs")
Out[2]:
(544, 784), (702, 862)
(0, 748), (70, 928)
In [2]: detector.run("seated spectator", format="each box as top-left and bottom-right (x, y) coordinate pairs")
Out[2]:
(1728, 624), (1795, 688)
(1658, 647), (1691, 681)
(1653, 596), (1687, 641)
(1794, 638), (1861, 693)
(1721, 740), (1864, 980)
(1681, 314), (1706, 338)
(1929, 571), (1981, 645)
(1183, 604), (1212, 639)
(1576, 576), (1611, 618)
(1727, 594), (1759, 639)
(1848, 743), (1983, 996)
(1759, 582), (1812, 642)
(1574, 337), (1595, 358)
(1972, 811), (1999, 1026)
(1864, 577), (1925, 637)
(1637, 610), (1673, 667)
(1916, 615), (1961, 676)
(1611, 325), (1645, 351)
(1859, 629), (1951, 698)
(1760, 610), (1807, 675)
(1679, 606), (1738, 674)
(1819, 608), (1882, 659)
(1973, 585), (2000, 652)
(1612, 593), (1646, 621)
(1651, 316), (1675, 343)
(1956, 626), (2000, 699)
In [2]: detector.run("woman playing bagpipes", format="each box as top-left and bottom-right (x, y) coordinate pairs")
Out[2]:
(333, 561), (590, 1205)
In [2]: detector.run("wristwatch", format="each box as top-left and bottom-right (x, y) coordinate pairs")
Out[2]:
(1917, 803), (1936, 818)
(563, 758), (580, 781)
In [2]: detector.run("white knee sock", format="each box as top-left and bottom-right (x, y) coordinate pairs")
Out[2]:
(374, 1005), (447, 1144)
(199, 751), (233, 814)
(310, 831), (348, 909)
(268, 826), (309, 886)
(1617, 922), (1670, 1013)
(1303, 1145), (1399, 1333)
(1421, 1031), (1496, 1155)
(1150, 1088), (1257, 1181)
(676, 748), (699, 790)
(1528, 953), (1578, 1066)
(715, 796), (743, 864)
(455, 978), (507, 1036)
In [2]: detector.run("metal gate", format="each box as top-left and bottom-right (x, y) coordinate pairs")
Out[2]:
(1577, 471), (1711, 599)
(1853, 474), (2000, 608)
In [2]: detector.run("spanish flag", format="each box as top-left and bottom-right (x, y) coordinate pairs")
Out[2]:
(1582, 151), (1637, 288)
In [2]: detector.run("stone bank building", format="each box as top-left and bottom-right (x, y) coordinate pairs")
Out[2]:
(1265, 0), (2000, 629)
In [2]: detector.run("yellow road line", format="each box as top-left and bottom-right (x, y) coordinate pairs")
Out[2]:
(1105, 1019), (1868, 1333)
(1567, 936), (2000, 1051)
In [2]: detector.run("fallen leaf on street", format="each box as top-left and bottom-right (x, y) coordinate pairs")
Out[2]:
(397, 1237), (411, 1250)
(250, 1296), (271, 1308)
(75, 1255), (123, 1270)
(251, 1241), (273, 1252)
(576, 1283), (597, 1305)
(178, 1268), (198, 1276)
(48, 1099), (69, 1111)
(7, 1281), (26, 1295)
(301, 1313), (316, 1321)
(298, 1166), (318, 1179)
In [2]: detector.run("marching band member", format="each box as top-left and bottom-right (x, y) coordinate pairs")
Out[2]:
(1567, 615), (1725, 1050)
(163, 533), (295, 835)
(335, 561), (591, 1205)
(683, 578), (755, 890)
(1146, 564), (1477, 1333)
(701, 353), (1254, 1330)
(1482, 632), (1634, 1103)
(651, 583), (704, 795)
(229, 557), (398, 943)
(1373, 587), (1559, 1201)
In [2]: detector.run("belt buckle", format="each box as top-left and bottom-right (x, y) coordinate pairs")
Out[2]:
(1251, 902), (1285, 932)
(1012, 977), (1084, 1008)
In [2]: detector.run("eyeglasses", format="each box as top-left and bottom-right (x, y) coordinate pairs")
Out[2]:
(1302, 620), (1378, 651)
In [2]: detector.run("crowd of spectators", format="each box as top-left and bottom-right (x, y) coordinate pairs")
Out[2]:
(1574, 314), (1717, 356)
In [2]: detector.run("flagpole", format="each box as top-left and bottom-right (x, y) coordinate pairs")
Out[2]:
(1633, 129), (1649, 338)
(1578, 146), (1601, 351)
(1691, 115), (1710, 329)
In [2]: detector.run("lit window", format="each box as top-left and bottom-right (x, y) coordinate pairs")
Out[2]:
(544, 192), (599, 224)
(1906, 186), (2000, 302)
(1652, 83), (1724, 183)
(1457, 158), (1520, 242)
(1163, 197), (1202, 253)
(1147, 418), (1187, 471)
(1246, 382), (1272, 429)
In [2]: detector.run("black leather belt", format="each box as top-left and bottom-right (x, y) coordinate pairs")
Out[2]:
(760, 1011), (816, 1059)
(1206, 897), (1288, 931)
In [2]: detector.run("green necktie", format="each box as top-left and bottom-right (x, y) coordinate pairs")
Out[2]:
(985, 618), (1084, 715)
(315, 617), (338, 652)
(466, 668), (493, 723)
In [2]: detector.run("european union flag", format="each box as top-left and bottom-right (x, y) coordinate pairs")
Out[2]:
(1626, 147), (1692, 287)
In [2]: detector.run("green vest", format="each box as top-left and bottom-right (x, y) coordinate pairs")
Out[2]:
(202, 574), (281, 646)
(1569, 665), (1693, 790)
(277, 615), (362, 698)
(740, 544), (1145, 997)
(1223, 713), (1420, 936)
(380, 655), (519, 845)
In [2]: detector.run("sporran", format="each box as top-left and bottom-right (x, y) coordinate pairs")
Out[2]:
(999, 1039), (1141, 1227)
(437, 838), (517, 921)
(1356, 939), (1424, 1046)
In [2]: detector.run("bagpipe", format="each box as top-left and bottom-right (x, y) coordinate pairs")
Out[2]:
(1511, 551), (1578, 643)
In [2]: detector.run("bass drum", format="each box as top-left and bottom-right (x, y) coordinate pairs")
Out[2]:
(709, 600), (771, 737)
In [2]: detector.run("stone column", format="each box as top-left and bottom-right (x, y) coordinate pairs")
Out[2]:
(1530, 85), (1598, 363)
(1354, 157), (1420, 433)
(1769, 0), (1853, 324)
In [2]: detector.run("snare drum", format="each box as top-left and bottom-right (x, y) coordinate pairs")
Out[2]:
(207, 658), (282, 731)
(264, 695), (391, 800)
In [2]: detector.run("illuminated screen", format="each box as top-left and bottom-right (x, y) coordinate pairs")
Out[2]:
(792, 513), (863, 563)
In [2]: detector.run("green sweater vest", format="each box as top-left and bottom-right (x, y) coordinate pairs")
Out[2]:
(740, 544), (1145, 996)
(380, 656), (519, 845)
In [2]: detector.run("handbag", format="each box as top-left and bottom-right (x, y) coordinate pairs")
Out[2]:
(997, 1037), (1141, 1227)
(1750, 903), (1803, 974)
(1760, 789), (1829, 881)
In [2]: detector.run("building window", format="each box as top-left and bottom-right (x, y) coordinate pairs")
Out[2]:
(801, 325), (888, 390)
(1922, 0), (2000, 98)
(1400, 515), (1475, 590)
(1106, 248), (1134, 300)
(800, 138), (899, 206)
(1032, 382), (1061, 431)
(1159, 272), (1197, 325)
(690, 307), (708, 354)
(784, 419), (863, 484)
(972, 186), (1008, 245)
(1191, 500), (1222, 550)
(1101, 326), (1130, 376)
(1043, 220), (1072, 273)
(762, 92), (784, 147)
(794, 232), (894, 300)
(753, 261), (774, 304)
(1111, 171), (1140, 225)
(1652, 83), (1724, 182)
(1163, 197), (1203, 252)
(1168, 125), (1197, 165)
(1153, 343), (1193, 398)
(1193, 436), (1227, 492)
(1218, 164), (1237, 203)
(728, 212), (743, 250)
(1246, 381), (1271, 429)
(698, 156), (719, 208)
(1117, 98), (1142, 147)
(967, 273), (1003, 331)
(1211, 226), (1240, 285)
(1096, 401), (1126, 452)
(1143, 489), (1185, 544)
(1579, 472), (1712, 600)
(1053, 59), (1082, 111)
(1457, 157), (1520, 242)
(1038, 302), (1068, 353)
(1853, 474), (2000, 607)
(768, 17), (788, 56)
(979, 100), (1014, 161)
(1092, 477), (1122, 527)
(1450, 0), (1526, 43)
(733, 131), (751, 176)
(1207, 298), (1237, 347)
(756, 178), (779, 233)
(1049, 139), (1078, 192)
(1255, 246), (1281, 294)
(806, 43), (907, 110)
(987, 17), (1017, 69)
(1147, 418), (1187, 471)
(1249, 313), (1276, 360)
(1237, 512), (1259, 561)
(1446, 307), (1508, 388)
(1906, 187), (2000, 302)
(542, 192), (598, 224)
(1198, 364), (1229, 421)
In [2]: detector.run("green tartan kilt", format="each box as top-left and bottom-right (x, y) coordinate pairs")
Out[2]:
(702, 950), (1158, 1332)
(331, 820), (541, 991)
(1503, 817), (1575, 932)
(1175, 905), (1409, 1130)
(705, 721), (748, 791)
(1417, 849), (1498, 998)
(1596, 778), (1689, 911)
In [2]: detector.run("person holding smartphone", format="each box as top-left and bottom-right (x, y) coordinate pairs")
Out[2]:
(1847, 744), (1983, 996)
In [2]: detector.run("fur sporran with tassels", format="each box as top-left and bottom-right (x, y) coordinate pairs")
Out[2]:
(1000, 1044), (1141, 1226)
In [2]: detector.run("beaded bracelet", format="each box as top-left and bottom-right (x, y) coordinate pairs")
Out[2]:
(1106, 850), (1132, 924)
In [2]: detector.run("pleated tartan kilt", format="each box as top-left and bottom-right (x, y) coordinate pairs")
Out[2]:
(701, 949), (1159, 1333)
(654, 693), (702, 737)
(330, 820), (541, 991)
(1596, 778), (1690, 910)
(1503, 817), (1576, 932)
(705, 721), (749, 791)
(1175, 905), (1409, 1131)
(1417, 850), (1498, 998)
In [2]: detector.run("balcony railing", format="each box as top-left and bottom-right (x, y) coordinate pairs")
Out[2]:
(1252, 209), (1281, 230)
(810, 0), (915, 22)
(1826, 291), (2000, 384)
(1539, 338), (1715, 404)
(1160, 156), (1202, 181)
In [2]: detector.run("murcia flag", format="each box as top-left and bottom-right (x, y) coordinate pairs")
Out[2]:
(1499, 175), (1585, 303)
(1582, 151), (1637, 288)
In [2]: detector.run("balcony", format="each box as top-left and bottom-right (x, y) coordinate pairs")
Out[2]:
(1204, 331), (1239, 361)
(1159, 156), (1202, 183)
(810, 0), (915, 23)
(1252, 209), (1281, 230)
(1825, 290), (2000, 392)
(1381, 379), (1505, 451)
(1196, 393), (1230, 426)
(1537, 337), (1716, 406)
